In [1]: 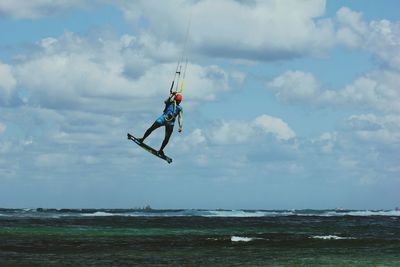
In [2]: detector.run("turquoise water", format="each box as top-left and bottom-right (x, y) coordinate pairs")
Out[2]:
(1, 209), (400, 266)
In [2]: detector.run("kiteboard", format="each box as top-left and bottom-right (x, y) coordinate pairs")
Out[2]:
(127, 133), (173, 164)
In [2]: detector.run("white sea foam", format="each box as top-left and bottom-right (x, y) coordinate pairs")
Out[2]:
(204, 210), (294, 217)
(81, 212), (118, 217)
(345, 210), (400, 217)
(207, 210), (264, 217)
(311, 235), (355, 240)
(202, 209), (400, 218)
(291, 210), (400, 217)
(23, 208), (35, 212)
(231, 236), (254, 242)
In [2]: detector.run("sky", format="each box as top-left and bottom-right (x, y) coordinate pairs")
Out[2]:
(0, 0), (399, 209)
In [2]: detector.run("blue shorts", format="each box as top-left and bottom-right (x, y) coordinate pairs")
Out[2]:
(156, 115), (175, 126)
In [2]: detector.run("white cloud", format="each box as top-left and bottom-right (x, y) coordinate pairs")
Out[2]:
(194, 154), (209, 167)
(80, 155), (98, 165)
(0, 141), (11, 154)
(5, 2), (396, 65)
(0, 62), (17, 105)
(301, 112), (400, 186)
(335, 7), (367, 47)
(316, 132), (337, 153)
(114, 0), (337, 61)
(324, 70), (400, 113)
(0, 122), (6, 134)
(338, 156), (359, 169)
(253, 114), (296, 141)
(3, 2), (397, 66)
(345, 114), (400, 144)
(333, 7), (400, 67)
(266, 70), (320, 103)
(266, 9), (400, 115)
(178, 128), (208, 155)
(309, 132), (338, 154)
(210, 114), (295, 145)
(13, 32), (242, 113)
(366, 20), (400, 71)
(0, 0), (95, 19)
(210, 120), (251, 145)
(35, 153), (72, 168)
(334, 10), (400, 71)
(267, 69), (400, 114)
(182, 128), (206, 147)
(184, 64), (238, 101)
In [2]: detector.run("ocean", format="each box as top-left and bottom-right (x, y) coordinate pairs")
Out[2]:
(1, 208), (399, 266)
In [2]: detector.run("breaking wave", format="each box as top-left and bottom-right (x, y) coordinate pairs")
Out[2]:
(311, 235), (356, 240)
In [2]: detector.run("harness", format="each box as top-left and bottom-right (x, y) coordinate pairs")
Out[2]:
(164, 100), (178, 122)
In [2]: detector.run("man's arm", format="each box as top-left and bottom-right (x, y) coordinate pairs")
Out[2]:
(164, 92), (176, 104)
(178, 110), (183, 132)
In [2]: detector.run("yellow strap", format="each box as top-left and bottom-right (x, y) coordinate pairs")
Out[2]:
(179, 79), (184, 93)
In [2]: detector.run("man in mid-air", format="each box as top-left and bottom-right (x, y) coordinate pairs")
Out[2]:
(137, 92), (183, 156)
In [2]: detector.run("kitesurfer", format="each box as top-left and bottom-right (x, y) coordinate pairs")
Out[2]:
(137, 92), (183, 156)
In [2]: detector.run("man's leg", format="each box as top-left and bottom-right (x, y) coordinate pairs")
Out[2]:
(159, 125), (173, 154)
(139, 121), (161, 142)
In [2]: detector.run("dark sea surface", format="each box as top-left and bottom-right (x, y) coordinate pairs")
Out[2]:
(1, 209), (400, 266)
